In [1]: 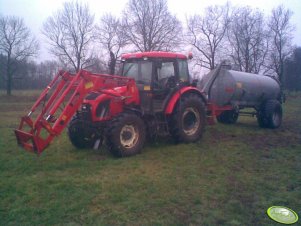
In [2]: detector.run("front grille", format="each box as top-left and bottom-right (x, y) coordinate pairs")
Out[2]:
(77, 104), (92, 120)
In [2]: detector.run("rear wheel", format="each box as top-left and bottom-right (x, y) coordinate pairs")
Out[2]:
(169, 94), (206, 142)
(216, 110), (239, 124)
(68, 117), (100, 149)
(106, 112), (146, 157)
(257, 100), (282, 129)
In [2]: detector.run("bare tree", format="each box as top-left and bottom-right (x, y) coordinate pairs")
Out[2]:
(186, 3), (230, 70)
(96, 14), (127, 74)
(0, 15), (39, 95)
(42, 1), (95, 72)
(227, 7), (269, 73)
(122, 0), (182, 52)
(284, 47), (301, 91)
(267, 5), (294, 84)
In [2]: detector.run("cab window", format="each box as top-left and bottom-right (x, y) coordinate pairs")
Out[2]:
(122, 61), (152, 84)
(178, 60), (189, 82)
(140, 61), (152, 83)
(123, 62), (138, 79)
(157, 62), (175, 80)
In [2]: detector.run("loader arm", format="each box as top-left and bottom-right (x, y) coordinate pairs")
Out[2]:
(14, 69), (138, 155)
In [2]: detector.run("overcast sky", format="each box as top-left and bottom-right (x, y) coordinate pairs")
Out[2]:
(0, 0), (300, 62)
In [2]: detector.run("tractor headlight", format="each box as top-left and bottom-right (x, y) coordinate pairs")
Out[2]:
(82, 104), (90, 110)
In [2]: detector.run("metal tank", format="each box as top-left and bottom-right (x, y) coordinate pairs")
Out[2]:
(199, 67), (281, 108)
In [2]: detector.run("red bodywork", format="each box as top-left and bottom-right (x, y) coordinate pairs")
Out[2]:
(122, 51), (188, 60)
(15, 51), (234, 155)
(14, 70), (139, 154)
(165, 87), (205, 115)
(164, 86), (231, 125)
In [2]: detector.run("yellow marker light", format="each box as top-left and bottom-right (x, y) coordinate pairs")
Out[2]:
(236, 82), (243, 89)
(85, 81), (94, 89)
(144, 85), (151, 91)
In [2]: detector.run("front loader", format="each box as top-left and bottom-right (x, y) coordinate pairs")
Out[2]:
(15, 51), (207, 157)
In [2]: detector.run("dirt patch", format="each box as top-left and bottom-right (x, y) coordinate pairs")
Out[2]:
(241, 133), (300, 151)
(163, 205), (192, 225)
(209, 130), (237, 144)
(87, 153), (108, 161)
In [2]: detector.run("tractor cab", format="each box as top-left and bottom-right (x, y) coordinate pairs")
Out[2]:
(121, 52), (191, 113)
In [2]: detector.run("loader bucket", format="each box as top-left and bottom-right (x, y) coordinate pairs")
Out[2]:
(14, 70), (85, 155)
(14, 129), (44, 154)
(14, 69), (138, 155)
(14, 116), (55, 154)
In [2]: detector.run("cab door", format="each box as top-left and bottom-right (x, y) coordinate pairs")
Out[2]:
(137, 61), (154, 113)
(151, 60), (178, 112)
(122, 60), (153, 113)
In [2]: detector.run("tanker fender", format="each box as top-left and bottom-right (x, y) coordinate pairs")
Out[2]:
(165, 87), (207, 115)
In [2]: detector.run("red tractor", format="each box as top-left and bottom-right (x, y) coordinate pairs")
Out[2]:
(15, 51), (207, 157)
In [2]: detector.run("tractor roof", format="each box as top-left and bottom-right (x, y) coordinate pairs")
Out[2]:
(121, 51), (188, 60)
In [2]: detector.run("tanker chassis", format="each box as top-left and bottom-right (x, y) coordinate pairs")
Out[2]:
(199, 63), (283, 129)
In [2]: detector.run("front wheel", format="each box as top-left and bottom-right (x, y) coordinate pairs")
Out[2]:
(106, 112), (146, 157)
(169, 94), (206, 143)
(68, 117), (101, 149)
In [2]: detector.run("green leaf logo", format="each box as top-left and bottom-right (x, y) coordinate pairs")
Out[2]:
(267, 206), (298, 224)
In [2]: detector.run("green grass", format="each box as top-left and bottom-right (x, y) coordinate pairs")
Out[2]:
(1, 90), (300, 225)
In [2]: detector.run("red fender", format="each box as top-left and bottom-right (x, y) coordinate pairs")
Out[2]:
(165, 87), (206, 114)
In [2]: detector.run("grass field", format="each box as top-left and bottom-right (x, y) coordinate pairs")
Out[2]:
(0, 90), (300, 225)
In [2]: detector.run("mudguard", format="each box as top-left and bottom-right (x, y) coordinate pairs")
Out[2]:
(165, 86), (207, 115)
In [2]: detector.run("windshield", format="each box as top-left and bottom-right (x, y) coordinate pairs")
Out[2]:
(123, 62), (138, 78)
(122, 61), (152, 84)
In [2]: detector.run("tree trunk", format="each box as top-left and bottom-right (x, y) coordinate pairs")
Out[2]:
(279, 60), (284, 85)
(109, 51), (116, 75)
(7, 75), (12, 95)
(6, 56), (12, 95)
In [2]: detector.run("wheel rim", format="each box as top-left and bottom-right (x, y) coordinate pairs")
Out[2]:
(182, 107), (201, 135)
(120, 124), (139, 149)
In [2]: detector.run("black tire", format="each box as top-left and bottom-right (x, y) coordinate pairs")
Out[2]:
(216, 110), (239, 124)
(257, 111), (269, 128)
(169, 94), (206, 143)
(106, 112), (146, 157)
(257, 100), (282, 129)
(68, 117), (100, 149)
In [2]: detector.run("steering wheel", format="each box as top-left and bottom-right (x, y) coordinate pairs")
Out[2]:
(160, 76), (177, 89)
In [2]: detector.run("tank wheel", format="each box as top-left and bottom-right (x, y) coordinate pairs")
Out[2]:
(68, 117), (101, 149)
(106, 112), (145, 157)
(216, 110), (239, 124)
(169, 94), (206, 142)
(257, 100), (282, 129)
(257, 113), (268, 128)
